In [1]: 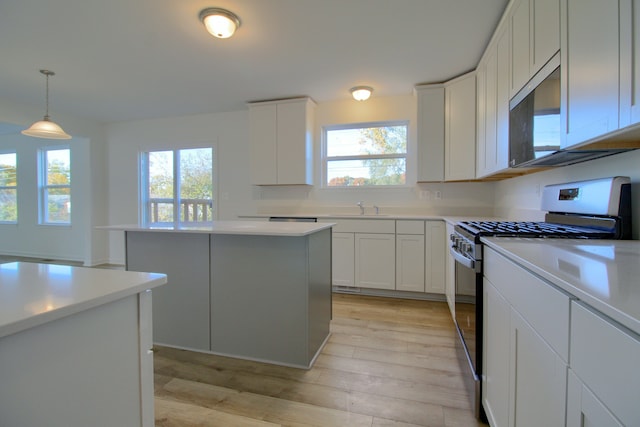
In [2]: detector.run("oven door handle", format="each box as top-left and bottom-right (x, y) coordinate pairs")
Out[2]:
(449, 246), (476, 270)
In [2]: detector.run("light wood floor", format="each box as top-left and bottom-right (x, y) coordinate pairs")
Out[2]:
(154, 293), (487, 427)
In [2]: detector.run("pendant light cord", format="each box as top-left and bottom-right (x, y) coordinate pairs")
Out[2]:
(44, 71), (50, 120)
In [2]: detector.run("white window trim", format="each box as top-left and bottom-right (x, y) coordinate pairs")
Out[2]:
(321, 120), (410, 189)
(38, 145), (71, 226)
(0, 150), (18, 224)
(139, 147), (217, 227)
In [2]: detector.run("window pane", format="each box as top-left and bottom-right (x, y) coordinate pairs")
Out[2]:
(46, 187), (71, 223)
(326, 125), (407, 156)
(0, 153), (17, 187)
(148, 151), (174, 224)
(0, 189), (17, 222)
(46, 149), (70, 185)
(179, 148), (213, 223)
(327, 158), (406, 186)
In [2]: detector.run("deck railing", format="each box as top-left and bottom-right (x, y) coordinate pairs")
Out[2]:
(148, 198), (213, 224)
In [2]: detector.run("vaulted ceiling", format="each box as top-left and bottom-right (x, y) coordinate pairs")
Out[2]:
(0, 0), (508, 123)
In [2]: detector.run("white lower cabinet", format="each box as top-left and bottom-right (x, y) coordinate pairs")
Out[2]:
(567, 301), (640, 426)
(331, 232), (355, 287)
(444, 222), (456, 318)
(509, 309), (567, 427)
(327, 219), (446, 295)
(396, 233), (425, 292)
(356, 233), (395, 290)
(425, 220), (445, 294)
(396, 220), (425, 292)
(483, 246), (570, 427)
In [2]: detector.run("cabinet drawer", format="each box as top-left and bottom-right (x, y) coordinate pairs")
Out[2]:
(396, 220), (424, 235)
(330, 219), (395, 234)
(571, 302), (640, 426)
(484, 247), (571, 360)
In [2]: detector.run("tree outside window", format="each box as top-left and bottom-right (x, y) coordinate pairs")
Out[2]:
(324, 122), (408, 187)
(0, 152), (17, 223)
(143, 148), (214, 226)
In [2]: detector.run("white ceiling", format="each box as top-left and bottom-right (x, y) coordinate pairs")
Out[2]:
(0, 0), (508, 123)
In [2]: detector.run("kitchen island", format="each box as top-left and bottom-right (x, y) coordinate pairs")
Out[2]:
(0, 262), (166, 427)
(106, 221), (333, 369)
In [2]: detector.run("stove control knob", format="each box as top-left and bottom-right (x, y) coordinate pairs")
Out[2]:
(462, 243), (472, 253)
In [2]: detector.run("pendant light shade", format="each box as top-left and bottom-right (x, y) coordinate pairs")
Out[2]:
(22, 70), (71, 140)
(199, 8), (241, 39)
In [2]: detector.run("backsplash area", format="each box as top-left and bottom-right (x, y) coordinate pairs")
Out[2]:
(494, 149), (640, 239)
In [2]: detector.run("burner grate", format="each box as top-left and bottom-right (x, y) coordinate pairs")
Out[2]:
(460, 220), (614, 238)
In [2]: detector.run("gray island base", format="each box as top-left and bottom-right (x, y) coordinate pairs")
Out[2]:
(122, 221), (333, 369)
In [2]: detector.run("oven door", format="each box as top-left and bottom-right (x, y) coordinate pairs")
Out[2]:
(450, 245), (483, 418)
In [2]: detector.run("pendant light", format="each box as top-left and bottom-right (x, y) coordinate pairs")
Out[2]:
(22, 70), (71, 140)
(199, 8), (241, 39)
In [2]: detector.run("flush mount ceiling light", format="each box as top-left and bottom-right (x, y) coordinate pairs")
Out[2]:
(350, 86), (373, 101)
(22, 70), (71, 140)
(199, 7), (241, 39)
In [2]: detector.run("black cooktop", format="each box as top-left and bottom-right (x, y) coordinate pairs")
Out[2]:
(457, 220), (616, 239)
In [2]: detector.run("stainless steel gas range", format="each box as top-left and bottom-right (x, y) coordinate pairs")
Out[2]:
(449, 176), (632, 420)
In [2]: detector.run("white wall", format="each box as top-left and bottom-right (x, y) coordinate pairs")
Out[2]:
(494, 149), (640, 239)
(0, 97), (108, 265)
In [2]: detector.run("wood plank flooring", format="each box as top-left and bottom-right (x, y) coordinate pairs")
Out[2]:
(154, 294), (488, 427)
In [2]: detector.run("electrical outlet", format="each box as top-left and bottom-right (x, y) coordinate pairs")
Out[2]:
(435, 191), (442, 200)
(420, 190), (431, 200)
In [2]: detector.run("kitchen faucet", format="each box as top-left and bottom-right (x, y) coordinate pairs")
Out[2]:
(357, 201), (365, 215)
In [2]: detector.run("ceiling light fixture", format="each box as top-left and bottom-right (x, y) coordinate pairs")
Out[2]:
(22, 70), (71, 140)
(350, 86), (373, 101)
(199, 7), (241, 39)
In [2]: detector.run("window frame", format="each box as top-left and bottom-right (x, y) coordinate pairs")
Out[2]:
(0, 150), (18, 224)
(321, 120), (409, 188)
(140, 147), (216, 227)
(38, 145), (71, 226)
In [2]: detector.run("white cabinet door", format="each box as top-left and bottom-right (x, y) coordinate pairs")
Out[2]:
(532, 0), (560, 74)
(567, 370), (624, 427)
(482, 281), (511, 427)
(509, 309), (567, 427)
(424, 220), (445, 294)
(396, 233), (425, 292)
(570, 301), (640, 426)
(445, 72), (477, 181)
(415, 85), (445, 182)
(562, 0), (622, 147)
(444, 222), (455, 319)
(249, 103), (278, 184)
(332, 232), (355, 287)
(249, 98), (314, 185)
(355, 233), (395, 290)
(511, 0), (531, 96)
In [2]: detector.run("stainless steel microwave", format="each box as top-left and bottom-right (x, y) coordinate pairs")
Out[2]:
(509, 53), (561, 167)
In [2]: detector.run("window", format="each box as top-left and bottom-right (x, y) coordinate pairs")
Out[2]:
(0, 152), (17, 223)
(39, 147), (71, 224)
(323, 122), (408, 187)
(141, 148), (214, 226)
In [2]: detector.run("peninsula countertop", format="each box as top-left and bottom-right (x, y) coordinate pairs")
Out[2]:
(0, 262), (167, 339)
(100, 220), (334, 237)
(482, 237), (640, 335)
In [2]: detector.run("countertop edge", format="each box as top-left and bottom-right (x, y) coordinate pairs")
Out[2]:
(481, 237), (640, 336)
(0, 270), (167, 340)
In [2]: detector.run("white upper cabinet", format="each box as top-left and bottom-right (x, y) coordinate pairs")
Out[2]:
(249, 97), (315, 185)
(445, 72), (477, 181)
(477, 23), (510, 179)
(511, 0), (560, 98)
(561, 0), (623, 148)
(415, 85), (446, 182)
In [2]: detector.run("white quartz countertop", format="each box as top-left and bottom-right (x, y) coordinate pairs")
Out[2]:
(0, 262), (167, 339)
(100, 220), (334, 237)
(482, 238), (640, 335)
(240, 214), (501, 226)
